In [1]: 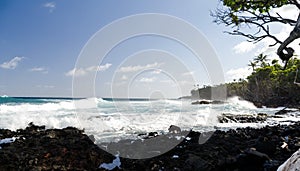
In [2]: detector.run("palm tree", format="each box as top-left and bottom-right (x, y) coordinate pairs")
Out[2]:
(254, 53), (268, 67)
(248, 61), (257, 72)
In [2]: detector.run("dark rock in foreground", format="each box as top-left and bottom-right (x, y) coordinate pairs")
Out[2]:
(0, 123), (114, 170)
(0, 122), (300, 170)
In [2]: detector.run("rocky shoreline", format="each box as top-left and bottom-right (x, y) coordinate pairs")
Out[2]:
(0, 122), (299, 170)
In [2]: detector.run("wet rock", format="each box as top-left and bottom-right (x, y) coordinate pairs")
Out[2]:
(168, 125), (181, 134)
(191, 100), (210, 105)
(148, 132), (158, 137)
(191, 100), (226, 105)
(211, 100), (226, 104)
(253, 102), (263, 108)
(1, 122), (300, 170)
(234, 148), (270, 171)
(254, 136), (277, 155)
(218, 113), (268, 123)
(185, 154), (208, 171)
(0, 123), (114, 171)
(274, 107), (300, 115)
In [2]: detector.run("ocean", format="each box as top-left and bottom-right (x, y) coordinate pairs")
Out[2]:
(0, 95), (299, 143)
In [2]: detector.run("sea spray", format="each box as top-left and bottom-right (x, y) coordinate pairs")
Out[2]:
(0, 97), (299, 142)
(226, 96), (257, 109)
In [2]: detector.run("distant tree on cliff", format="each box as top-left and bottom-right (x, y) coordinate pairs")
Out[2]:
(192, 57), (300, 106)
(212, 0), (300, 64)
(246, 57), (300, 106)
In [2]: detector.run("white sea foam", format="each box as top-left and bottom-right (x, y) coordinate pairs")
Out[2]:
(0, 97), (299, 142)
(0, 100), (78, 130)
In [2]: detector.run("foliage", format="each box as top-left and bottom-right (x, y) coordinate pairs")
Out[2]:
(191, 55), (300, 107)
(223, 0), (288, 13)
(243, 56), (300, 106)
(211, 0), (300, 106)
(212, 0), (300, 46)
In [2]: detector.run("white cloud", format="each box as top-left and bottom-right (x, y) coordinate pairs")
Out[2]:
(233, 41), (256, 54)
(65, 63), (112, 77)
(65, 68), (86, 77)
(225, 67), (252, 82)
(181, 71), (194, 76)
(86, 63), (112, 72)
(139, 77), (156, 83)
(121, 75), (128, 80)
(0, 56), (24, 69)
(118, 62), (163, 73)
(151, 69), (162, 75)
(43, 2), (56, 12)
(99, 63), (112, 71)
(271, 4), (299, 20)
(29, 67), (48, 74)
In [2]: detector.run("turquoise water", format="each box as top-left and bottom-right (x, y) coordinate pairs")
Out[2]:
(0, 96), (50, 104)
(0, 96), (83, 104)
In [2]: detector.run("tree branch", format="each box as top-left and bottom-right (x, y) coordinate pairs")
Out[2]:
(212, 9), (284, 46)
(213, 0), (300, 67)
(212, 4), (297, 47)
(290, 0), (300, 9)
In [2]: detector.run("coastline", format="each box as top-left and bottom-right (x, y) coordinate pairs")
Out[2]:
(0, 122), (299, 170)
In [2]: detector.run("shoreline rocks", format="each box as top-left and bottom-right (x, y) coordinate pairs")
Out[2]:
(218, 113), (268, 123)
(191, 100), (226, 105)
(0, 122), (299, 170)
(0, 124), (114, 170)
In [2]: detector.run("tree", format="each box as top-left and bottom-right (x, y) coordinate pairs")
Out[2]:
(248, 60), (257, 71)
(254, 53), (269, 67)
(212, 0), (300, 64)
(190, 57), (300, 106)
(246, 57), (300, 106)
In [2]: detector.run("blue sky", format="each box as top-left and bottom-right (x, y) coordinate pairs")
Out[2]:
(1, 1), (296, 98)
